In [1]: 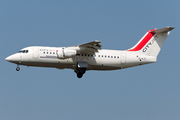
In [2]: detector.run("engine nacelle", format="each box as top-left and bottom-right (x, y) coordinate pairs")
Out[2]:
(56, 48), (77, 59)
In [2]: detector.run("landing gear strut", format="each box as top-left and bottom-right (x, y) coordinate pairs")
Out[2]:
(16, 65), (20, 71)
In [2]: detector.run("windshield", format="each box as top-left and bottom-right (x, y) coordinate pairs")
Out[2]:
(18, 50), (28, 53)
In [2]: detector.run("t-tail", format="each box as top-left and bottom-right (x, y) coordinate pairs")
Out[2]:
(128, 27), (174, 57)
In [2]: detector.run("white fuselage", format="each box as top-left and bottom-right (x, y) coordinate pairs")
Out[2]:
(6, 46), (156, 71)
(5, 27), (174, 78)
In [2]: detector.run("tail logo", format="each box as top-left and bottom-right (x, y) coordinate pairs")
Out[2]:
(143, 42), (152, 52)
(142, 34), (158, 52)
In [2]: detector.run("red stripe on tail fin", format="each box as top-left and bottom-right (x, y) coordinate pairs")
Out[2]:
(128, 29), (155, 51)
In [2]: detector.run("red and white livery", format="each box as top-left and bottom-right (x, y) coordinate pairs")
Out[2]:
(6, 27), (174, 78)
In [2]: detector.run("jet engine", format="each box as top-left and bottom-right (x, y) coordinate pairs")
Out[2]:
(56, 48), (77, 59)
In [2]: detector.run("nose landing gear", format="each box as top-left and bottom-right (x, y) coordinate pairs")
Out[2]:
(16, 65), (20, 71)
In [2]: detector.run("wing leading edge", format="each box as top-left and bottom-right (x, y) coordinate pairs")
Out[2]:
(72, 40), (102, 54)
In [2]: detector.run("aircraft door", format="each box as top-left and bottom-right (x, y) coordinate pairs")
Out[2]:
(19, 52), (22, 62)
(121, 53), (126, 64)
(33, 48), (39, 58)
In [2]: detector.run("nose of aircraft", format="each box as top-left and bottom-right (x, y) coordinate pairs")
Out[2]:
(5, 53), (20, 63)
(5, 56), (11, 61)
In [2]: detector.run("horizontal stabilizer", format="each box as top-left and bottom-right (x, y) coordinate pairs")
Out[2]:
(150, 27), (174, 33)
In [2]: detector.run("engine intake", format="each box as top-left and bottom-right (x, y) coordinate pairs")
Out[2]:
(56, 48), (77, 59)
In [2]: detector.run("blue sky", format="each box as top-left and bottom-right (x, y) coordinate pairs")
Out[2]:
(1, 0), (180, 120)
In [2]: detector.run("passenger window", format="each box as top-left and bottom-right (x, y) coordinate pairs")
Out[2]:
(53, 52), (55, 54)
(111, 56), (113, 58)
(98, 55), (100, 57)
(44, 52), (45, 54)
(102, 55), (103, 57)
(114, 56), (116, 58)
(47, 52), (48, 54)
(108, 56), (110, 58)
(117, 56), (119, 58)
(50, 52), (52, 54)
(105, 55), (106, 58)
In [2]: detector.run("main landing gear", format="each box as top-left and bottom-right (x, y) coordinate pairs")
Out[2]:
(16, 65), (20, 71)
(75, 68), (86, 78)
(74, 62), (87, 78)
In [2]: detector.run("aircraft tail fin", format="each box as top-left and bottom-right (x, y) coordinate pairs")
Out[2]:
(128, 27), (174, 57)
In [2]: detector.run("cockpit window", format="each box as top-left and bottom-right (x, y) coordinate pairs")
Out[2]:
(18, 50), (28, 53)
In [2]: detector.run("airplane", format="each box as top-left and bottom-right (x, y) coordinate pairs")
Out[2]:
(5, 27), (174, 78)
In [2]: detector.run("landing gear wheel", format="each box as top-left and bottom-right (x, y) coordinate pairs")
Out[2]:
(77, 73), (83, 78)
(16, 67), (20, 71)
(74, 66), (86, 78)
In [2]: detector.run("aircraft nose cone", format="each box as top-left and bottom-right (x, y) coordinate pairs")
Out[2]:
(5, 56), (11, 61)
(5, 53), (20, 63)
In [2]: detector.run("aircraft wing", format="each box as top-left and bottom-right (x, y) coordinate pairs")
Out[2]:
(72, 40), (102, 54)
